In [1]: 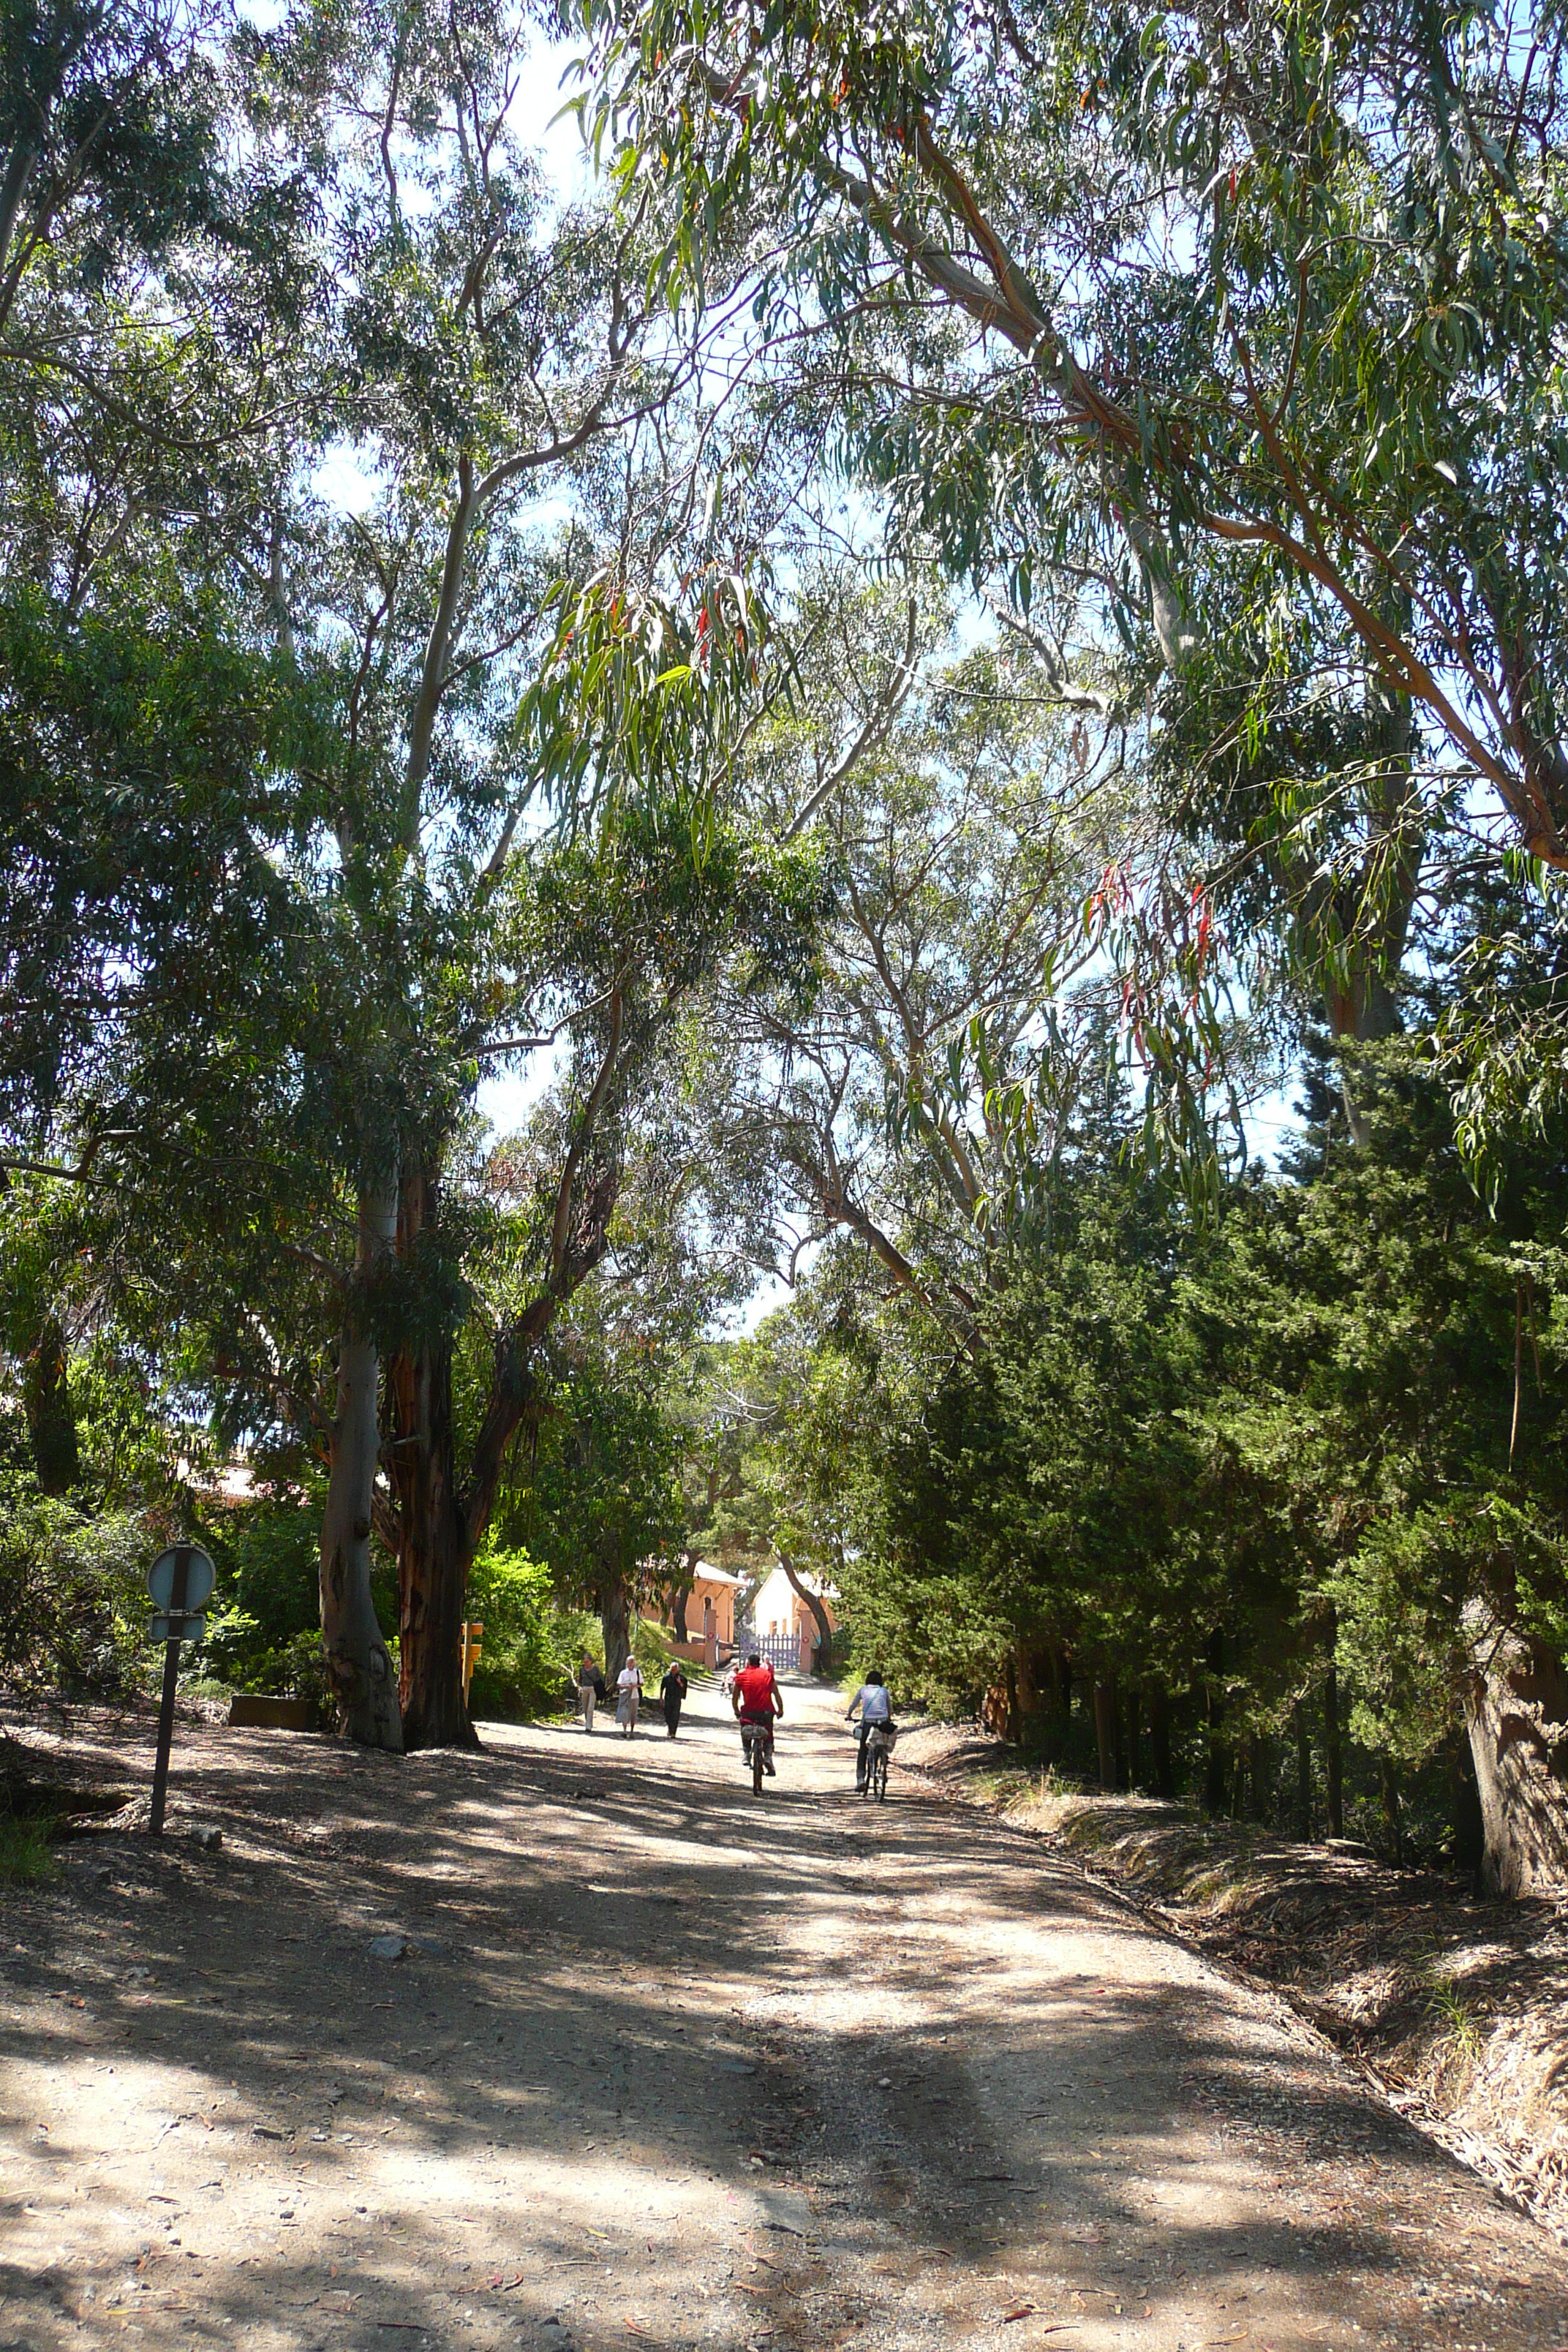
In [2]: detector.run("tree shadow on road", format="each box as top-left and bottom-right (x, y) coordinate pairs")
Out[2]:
(0, 1705), (1563, 2352)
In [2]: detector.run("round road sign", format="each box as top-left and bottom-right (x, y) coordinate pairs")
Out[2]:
(146, 1544), (216, 1613)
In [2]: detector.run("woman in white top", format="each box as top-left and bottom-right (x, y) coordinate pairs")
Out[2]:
(615, 1655), (643, 1736)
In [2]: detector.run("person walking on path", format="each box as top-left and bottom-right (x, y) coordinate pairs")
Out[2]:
(615, 1654), (643, 1736)
(577, 1651), (606, 1733)
(660, 1659), (689, 1738)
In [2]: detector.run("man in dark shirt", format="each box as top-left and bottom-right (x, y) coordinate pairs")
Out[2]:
(660, 1659), (690, 1738)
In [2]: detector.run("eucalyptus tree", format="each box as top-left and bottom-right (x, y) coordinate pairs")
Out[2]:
(482, 1082), (780, 1677)
(156, 0), (821, 1749)
(712, 571), (1128, 1333)
(581, 0), (1568, 881)
(0, 0), (319, 1139)
(0, 0), (806, 1749)
(0, 0), (331, 1584)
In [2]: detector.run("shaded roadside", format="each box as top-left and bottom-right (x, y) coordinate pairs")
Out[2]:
(895, 1716), (1568, 2242)
(1, 1684), (1566, 2352)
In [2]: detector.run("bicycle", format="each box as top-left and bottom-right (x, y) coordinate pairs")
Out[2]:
(739, 1716), (773, 1795)
(861, 1722), (894, 1801)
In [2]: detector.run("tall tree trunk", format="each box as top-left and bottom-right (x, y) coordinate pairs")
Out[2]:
(779, 1553), (833, 1662)
(320, 1180), (402, 1751)
(1294, 1703), (1313, 1838)
(1147, 1688), (1175, 1798)
(1463, 1607), (1568, 1897)
(601, 1580), (632, 1686)
(982, 1650), (1018, 1741)
(1055, 1652), (1074, 1760)
(24, 1310), (78, 1493)
(670, 1561), (696, 1643)
(390, 1324), (475, 1751)
(1092, 1681), (1116, 1789)
(388, 1163), (476, 1752)
(1204, 1631), (1229, 1815)
(1322, 655), (1422, 1145)
(1379, 1755), (1405, 1866)
(1324, 1644), (1344, 1838)
(382, 1001), (625, 1750)
(1125, 1687), (1142, 1790)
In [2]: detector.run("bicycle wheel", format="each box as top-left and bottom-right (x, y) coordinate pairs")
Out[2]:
(872, 1745), (888, 1801)
(752, 1736), (764, 1795)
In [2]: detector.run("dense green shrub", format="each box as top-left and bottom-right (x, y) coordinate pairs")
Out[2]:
(0, 1470), (151, 1697)
(466, 1539), (590, 1719)
(202, 1496), (331, 1697)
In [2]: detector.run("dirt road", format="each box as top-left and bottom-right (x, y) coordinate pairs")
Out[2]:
(2, 1676), (1564, 2352)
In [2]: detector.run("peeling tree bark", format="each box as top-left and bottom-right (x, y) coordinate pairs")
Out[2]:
(388, 1163), (477, 1754)
(1320, 671), (1425, 1145)
(320, 1178), (403, 1752)
(1463, 1609), (1568, 1898)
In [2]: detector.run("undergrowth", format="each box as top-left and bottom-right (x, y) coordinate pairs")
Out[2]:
(0, 1814), (57, 1887)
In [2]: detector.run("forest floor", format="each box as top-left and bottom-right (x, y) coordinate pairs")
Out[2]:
(1, 1679), (1567, 2352)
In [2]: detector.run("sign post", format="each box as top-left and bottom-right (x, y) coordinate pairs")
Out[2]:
(145, 1545), (215, 1835)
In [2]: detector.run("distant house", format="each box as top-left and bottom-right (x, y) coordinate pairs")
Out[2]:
(748, 1561), (837, 1670)
(643, 1559), (745, 1664)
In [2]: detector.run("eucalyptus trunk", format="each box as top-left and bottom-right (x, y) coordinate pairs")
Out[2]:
(1463, 1609), (1568, 1898)
(391, 1343), (475, 1751)
(382, 1009), (623, 1750)
(388, 1166), (476, 1752)
(601, 1580), (633, 1686)
(320, 1180), (402, 1751)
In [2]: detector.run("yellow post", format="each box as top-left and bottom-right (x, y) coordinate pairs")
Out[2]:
(460, 1621), (483, 1700)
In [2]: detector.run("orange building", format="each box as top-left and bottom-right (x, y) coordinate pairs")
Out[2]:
(644, 1560), (745, 1665)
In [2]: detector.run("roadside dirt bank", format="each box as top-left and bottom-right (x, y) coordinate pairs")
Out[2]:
(2, 1681), (1566, 2352)
(893, 1719), (1568, 2244)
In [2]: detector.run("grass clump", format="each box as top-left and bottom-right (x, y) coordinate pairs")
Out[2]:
(0, 1814), (58, 1887)
(1423, 1967), (1485, 2060)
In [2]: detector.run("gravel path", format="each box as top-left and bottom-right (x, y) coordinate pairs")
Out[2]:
(1, 1677), (1564, 2352)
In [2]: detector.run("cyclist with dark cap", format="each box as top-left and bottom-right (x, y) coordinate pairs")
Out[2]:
(846, 1669), (894, 1790)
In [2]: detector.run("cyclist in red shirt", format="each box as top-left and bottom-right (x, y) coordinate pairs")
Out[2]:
(731, 1651), (783, 1775)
